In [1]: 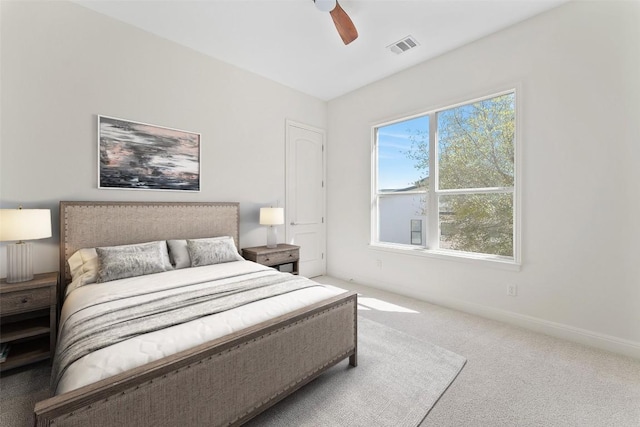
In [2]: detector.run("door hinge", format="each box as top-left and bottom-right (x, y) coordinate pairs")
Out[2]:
(322, 180), (324, 188)
(322, 217), (324, 223)
(322, 253), (324, 259)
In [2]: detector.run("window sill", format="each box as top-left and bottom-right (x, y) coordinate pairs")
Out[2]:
(368, 243), (521, 271)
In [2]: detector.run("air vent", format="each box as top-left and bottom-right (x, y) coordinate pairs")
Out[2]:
(387, 35), (420, 55)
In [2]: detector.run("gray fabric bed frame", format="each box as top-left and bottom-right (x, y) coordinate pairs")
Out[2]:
(34, 201), (357, 426)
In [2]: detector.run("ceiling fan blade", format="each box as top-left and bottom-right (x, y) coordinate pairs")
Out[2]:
(330, 1), (358, 45)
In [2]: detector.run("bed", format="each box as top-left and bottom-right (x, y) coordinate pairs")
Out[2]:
(34, 201), (357, 427)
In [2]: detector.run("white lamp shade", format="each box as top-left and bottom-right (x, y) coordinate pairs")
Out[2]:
(259, 207), (284, 226)
(0, 209), (52, 242)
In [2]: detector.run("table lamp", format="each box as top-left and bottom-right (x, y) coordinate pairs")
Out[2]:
(260, 207), (284, 249)
(0, 207), (52, 283)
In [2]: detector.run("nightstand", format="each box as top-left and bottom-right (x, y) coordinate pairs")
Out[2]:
(242, 244), (300, 275)
(0, 272), (58, 372)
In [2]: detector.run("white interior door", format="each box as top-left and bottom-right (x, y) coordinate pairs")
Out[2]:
(286, 120), (326, 277)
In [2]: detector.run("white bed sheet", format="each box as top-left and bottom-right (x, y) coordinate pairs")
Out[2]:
(56, 260), (345, 394)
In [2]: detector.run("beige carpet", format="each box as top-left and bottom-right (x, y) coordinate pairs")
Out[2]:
(314, 276), (640, 427)
(0, 360), (51, 427)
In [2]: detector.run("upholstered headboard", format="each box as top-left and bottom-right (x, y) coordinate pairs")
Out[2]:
(59, 201), (240, 291)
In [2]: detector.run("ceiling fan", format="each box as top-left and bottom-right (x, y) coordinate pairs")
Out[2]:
(314, 0), (358, 45)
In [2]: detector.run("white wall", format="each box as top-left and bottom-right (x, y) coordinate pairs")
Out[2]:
(0, 1), (326, 276)
(327, 1), (640, 356)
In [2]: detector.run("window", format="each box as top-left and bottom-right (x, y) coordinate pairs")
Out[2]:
(373, 90), (517, 262)
(410, 220), (423, 245)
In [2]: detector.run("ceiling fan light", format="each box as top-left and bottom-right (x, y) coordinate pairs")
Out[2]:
(315, 0), (337, 12)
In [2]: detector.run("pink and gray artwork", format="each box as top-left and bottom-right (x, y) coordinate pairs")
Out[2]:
(99, 116), (200, 191)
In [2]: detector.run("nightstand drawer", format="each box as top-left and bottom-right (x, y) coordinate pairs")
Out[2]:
(1, 288), (51, 315)
(256, 250), (298, 266)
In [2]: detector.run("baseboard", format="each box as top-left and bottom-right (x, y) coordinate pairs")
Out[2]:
(329, 269), (640, 360)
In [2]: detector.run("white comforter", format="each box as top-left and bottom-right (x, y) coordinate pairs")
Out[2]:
(56, 260), (344, 394)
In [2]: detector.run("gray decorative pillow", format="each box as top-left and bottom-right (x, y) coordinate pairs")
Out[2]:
(167, 239), (191, 269)
(187, 237), (242, 268)
(96, 241), (173, 283)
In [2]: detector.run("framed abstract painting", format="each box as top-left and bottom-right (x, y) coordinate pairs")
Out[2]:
(98, 115), (201, 191)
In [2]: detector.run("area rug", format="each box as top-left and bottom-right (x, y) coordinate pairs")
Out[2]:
(0, 316), (465, 427)
(247, 316), (466, 426)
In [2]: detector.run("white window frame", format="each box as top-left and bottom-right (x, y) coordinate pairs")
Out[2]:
(371, 87), (521, 269)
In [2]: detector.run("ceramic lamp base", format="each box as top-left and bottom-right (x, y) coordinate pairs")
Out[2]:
(6, 242), (34, 283)
(266, 226), (278, 249)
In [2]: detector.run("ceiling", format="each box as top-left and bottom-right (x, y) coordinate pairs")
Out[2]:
(76, 0), (566, 101)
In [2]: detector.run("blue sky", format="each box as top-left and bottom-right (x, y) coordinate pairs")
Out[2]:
(377, 116), (429, 190)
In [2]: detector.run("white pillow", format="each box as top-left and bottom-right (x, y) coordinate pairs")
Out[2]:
(67, 248), (99, 287)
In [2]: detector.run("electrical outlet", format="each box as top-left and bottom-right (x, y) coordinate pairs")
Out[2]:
(375, 259), (382, 269)
(507, 284), (518, 297)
